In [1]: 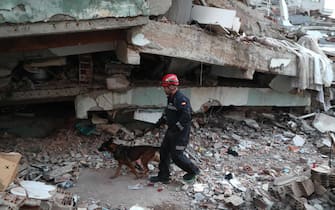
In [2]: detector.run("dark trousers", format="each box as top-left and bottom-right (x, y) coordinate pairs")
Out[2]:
(158, 126), (199, 178)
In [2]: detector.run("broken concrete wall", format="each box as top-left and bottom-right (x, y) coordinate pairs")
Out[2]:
(0, 0), (150, 23)
(0, 0), (174, 25)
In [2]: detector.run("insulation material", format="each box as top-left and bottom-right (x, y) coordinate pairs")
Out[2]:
(297, 36), (333, 88)
(10, 181), (56, 200)
(254, 36), (333, 110)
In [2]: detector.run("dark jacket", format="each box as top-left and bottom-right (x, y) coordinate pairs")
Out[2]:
(158, 90), (192, 132)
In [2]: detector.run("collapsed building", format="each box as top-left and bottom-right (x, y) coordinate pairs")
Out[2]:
(0, 0), (333, 120)
(0, 1), (335, 209)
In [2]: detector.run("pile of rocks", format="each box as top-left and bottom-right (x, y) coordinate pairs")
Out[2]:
(0, 109), (335, 209)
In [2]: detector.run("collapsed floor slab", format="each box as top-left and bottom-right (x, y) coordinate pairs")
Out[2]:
(74, 86), (311, 119)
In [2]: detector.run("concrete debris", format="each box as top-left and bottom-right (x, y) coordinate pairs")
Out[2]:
(313, 113), (335, 133)
(243, 119), (260, 130)
(0, 193), (26, 209)
(293, 135), (306, 147)
(133, 109), (163, 124)
(75, 95), (98, 119)
(0, 0), (334, 209)
(1, 109), (335, 209)
(229, 178), (247, 192)
(129, 204), (151, 210)
(193, 183), (207, 193)
(223, 194), (244, 207)
(0, 186), (77, 210)
(106, 74), (130, 91)
(47, 162), (78, 180)
(314, 182), (327, 195)
(293, 176), (315, 197)
(190, 5), (241, 32)
(322, 138), (332, 147)
(91, 114), (108, 125)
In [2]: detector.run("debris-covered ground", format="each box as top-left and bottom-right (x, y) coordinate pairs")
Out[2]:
(1, 106), (335, 210)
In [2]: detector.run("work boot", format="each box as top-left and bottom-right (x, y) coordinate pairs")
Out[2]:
(149, 176), (170, 184)
(183, 170), (199, 183)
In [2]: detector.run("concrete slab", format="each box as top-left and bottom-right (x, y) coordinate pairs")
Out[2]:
(129, 21), (298, 76)
(313, 113), (335, 133)
(74, 86), (311, 118)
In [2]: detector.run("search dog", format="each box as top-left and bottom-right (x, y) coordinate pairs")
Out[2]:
(98, 139), (160, 179)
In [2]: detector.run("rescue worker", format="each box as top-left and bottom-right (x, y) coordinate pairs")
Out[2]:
(149, 73), (200, 183)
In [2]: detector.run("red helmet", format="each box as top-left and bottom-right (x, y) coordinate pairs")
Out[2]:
(161, 74), (179, 87)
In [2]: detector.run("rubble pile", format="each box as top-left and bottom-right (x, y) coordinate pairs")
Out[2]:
(0, 109), (335, 209)
(175, 110), (335, 209)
